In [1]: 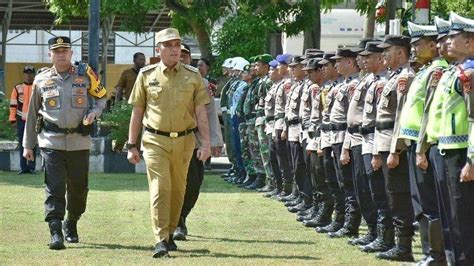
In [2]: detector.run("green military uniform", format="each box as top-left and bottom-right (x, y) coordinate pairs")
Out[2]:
(255, 74), (273, 186)
(220, 76), (238, 168)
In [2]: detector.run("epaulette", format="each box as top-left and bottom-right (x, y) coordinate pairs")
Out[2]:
(140, 64), (157, 73)
(183, 64), (199, 73)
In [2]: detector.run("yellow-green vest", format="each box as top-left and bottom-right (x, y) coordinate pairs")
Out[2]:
(438, 67), (469, 150)
(399, 60), (448, 141)
(426, 60), (450, 143)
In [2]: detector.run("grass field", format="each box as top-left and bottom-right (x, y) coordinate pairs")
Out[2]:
(0, 171), (422, 265)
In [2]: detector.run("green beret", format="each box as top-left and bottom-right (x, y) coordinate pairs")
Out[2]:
(255, 54), (273, 64)
(249, 56), (257, 63)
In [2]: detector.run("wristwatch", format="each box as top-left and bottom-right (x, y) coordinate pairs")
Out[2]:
(125, 142), (137, 149)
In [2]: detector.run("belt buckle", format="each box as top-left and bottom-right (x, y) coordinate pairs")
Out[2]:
(169, 132), (178, 138)
(65, 128), (74, 134)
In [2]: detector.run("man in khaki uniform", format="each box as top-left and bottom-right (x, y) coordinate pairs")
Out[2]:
(23, 36), (107, 250)
(115, 52), (146, 103)
(126, 28), (211, 258)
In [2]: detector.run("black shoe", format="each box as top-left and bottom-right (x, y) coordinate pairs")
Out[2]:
(284, 198), (301, 207)
(245, 177), (265, 190)
(297, 206), (315, 217)
(63, 219), (79, 243)
(361, 226), (394, 253)
(48, 220), (66, 250)
(168, 235), (178, 251)
(376, 237), (414, 262)
(297, 211), (316, 222)
(348, 228), (376, 246)
(315, 213), (344, 233)
(256, 184), (273, 193)
(328, 227), (359, 238)
(152, 240), (169, 258)
(288, 202), (311, 213)
(173, 227), (187, 241)
(264, 188), (280, 198)
(17, 170), (30, 175)
(279, 193), (297, 202)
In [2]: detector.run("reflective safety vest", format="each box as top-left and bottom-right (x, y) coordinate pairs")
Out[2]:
(426, 60), (450, 143)
(438, 67), (469, 150)
(399, 59), (448, 141)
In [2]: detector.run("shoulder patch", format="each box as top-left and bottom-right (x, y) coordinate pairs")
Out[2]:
(140, 64), (157, 73)
(397, 74), (409, 94)
(183, 64), (199, 73)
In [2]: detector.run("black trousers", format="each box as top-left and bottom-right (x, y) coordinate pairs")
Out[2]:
(351, 145), (377, 228)
(380, 151), (414, 237)
(332, 143), (359, 215)
(444, 149), (474, 265)
(289, 141), (312, 197)
(429, 145), (462, 264)
(269, 135), (282, 186)
(310, 151), (331, 202)
(42, 148), (89, 222)
(363, 154), (392, 227)
(180, 149), (204, 220)
(407, 142), (439, 221)
(17, 120), (36, 172)
(275, 129), (292, 183)
(323, 147), (345, 214)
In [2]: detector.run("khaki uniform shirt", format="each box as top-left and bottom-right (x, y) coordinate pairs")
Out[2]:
(23, 65), (107, 151)
(300, 79), (313, 142)
(320, 78), (342, 149)
(307, 82), (323, 151)
(286, 79), (305, 142)
(264, 79), (282, 135)
(373, 65), (415, 154)
(116, 67), (139, 100)
(330, 74), (359, 148)
(346, 73), (372, 149)
(273, 78), (292, 135)
(128, 61), (210, 133)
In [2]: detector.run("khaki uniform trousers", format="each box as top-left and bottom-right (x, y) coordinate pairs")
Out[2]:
(142, 131), (195, 242)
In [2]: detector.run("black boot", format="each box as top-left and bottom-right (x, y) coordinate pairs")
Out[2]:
(245, 175), (265, 190)
(168, 235), (178, 251)
(296, 208), (317, 222)
(316, 212), (344, 233)
(173, 216), (187, 241)
(284, 196), (302, 207)
(328, 212), (361, 238)
(63, 219), (79, 243)
(264, 187), (281, 198)
(257, 178), (274, 193)
(288, 195), (312, 213)
(297, 205), (315, 218)
(376, 235), (415, 262)
(306, 201), (334, 228)
(275, 181), (293, 200)
(361, 224), (394, 253)
(48, 220), (66, 250)
(348, 225), (376, 246)
(239, 174), (256, 188)
(152, 240), (169, 258)
(422, 219), (447, 266)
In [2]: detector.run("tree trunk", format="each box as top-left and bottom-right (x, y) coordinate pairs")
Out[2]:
(303, 0), (321, 51)
(364, 10), (376, 38)
(189, 20), (213, 62)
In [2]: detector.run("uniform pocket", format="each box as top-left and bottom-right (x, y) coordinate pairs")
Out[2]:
(44, 96), (61, 110)
(72, 88), (88, 109)
(148, 86), (163, 101)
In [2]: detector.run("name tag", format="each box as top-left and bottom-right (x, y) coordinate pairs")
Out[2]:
(44, 89), (59, 98)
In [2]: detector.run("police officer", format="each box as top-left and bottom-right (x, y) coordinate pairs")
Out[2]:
(327, 48), (361, 239)
(316, 52), (346, 234)
(398, 22), (448, 264)
(416, 16), (461, 265)
(433, 12), (474, 265)
(372, 35), (416, 262)
(10, 65), (36, 174)
(23, 36), (107, 250)
(127, 28), (211, 258)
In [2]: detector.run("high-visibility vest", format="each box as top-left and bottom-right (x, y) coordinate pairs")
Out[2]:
(399, 59), (448, 141)
(426, 60), (450, 143)
(438, 66), (469, 150)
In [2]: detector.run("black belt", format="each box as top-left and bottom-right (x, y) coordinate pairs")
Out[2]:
(331, 123), (347, 131)
(265, 116), (275, 122)
(321, 124), (331, 131)
(275, 113), (285, 119)
(287, 118), (300, 125)
(360, 126), (375, 135)
(375, 121), (395, 130)
(43, 120), (80, 135)
(145, 126), (197, 138)
(244, 114), (256, 120)
(347, 125), (360, 134)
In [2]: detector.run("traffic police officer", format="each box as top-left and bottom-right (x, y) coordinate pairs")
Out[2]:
(127, 28), (211, 258)
(23, 36), (107, 250)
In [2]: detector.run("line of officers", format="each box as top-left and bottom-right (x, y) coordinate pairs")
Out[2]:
(219, 12), (474, 265)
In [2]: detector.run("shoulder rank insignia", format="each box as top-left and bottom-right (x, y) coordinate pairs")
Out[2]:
(140, 64), (157, 73)
(183, 64), (199, 73)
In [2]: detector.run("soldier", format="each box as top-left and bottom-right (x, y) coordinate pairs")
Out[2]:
(126, 28), (211, 258)
(371, 35), (416, 262)
(283, 56), (313, 211)
(252, 54), (274, 190)
(397, 22), (448, 264)
(315, 52), (346, 234)
(9, 65), (37, 174)
(416, 16), (461, 265)
(23, 36), (107, 249)
(357, 42), (394, 253)
(431, 12), (474, 265)
(115, 52), (146, 103)
(270, 54), (294, 199)
(299, 58), (334, 228)
(260, 59), (283, 194)
(344, 41), (381, 247)
(325, 48), (362, 239)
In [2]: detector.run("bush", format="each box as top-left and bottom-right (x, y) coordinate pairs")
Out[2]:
(0, 100), (16, 140)
(99, 101), (132, 152)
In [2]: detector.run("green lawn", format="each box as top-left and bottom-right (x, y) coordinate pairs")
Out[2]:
(0, 171), (422, 265)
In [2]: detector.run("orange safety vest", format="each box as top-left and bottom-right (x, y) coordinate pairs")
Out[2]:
(9, 83), (33, 122)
